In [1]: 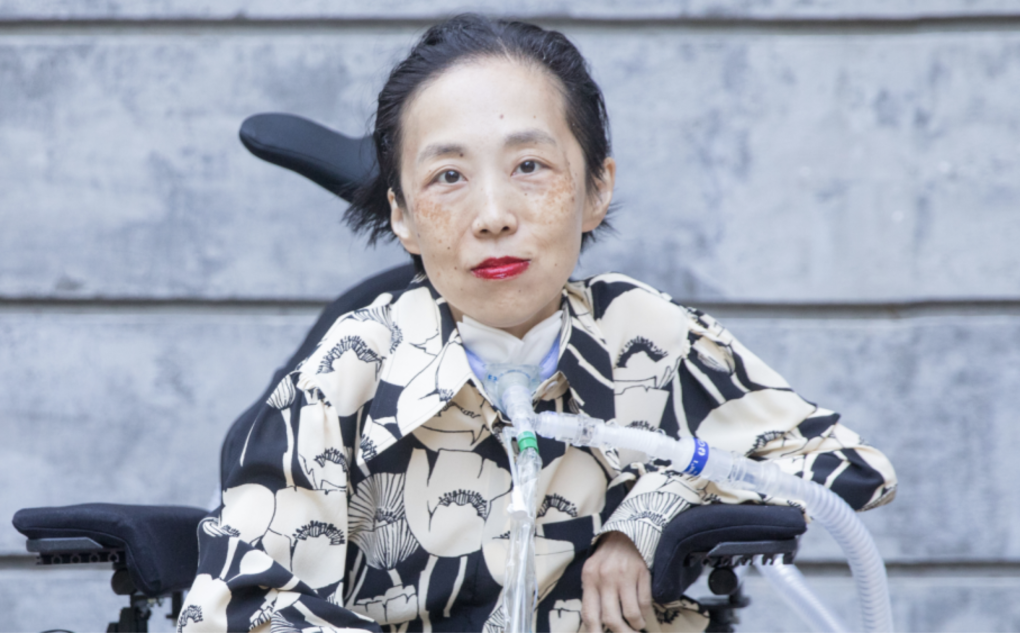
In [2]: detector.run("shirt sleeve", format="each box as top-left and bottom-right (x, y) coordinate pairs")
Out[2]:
(597, 308), (897, 569)
(177, 372), (382, 633)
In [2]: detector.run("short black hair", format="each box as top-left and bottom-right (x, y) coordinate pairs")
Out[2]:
(346, 14), (613, 271)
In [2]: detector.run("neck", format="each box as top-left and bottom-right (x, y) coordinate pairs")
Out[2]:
(449, 295), (561, 339)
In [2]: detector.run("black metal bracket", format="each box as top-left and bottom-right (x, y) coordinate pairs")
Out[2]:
(684, 538), (798, 568)
(701, 586), (752, 633)
(672, 538), (798, 632)
(25, 537), (181, 632)
(26, 537), (125, 566)
(105, 593), (152, 633)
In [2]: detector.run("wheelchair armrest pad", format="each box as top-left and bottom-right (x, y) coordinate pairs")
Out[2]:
(13, 503), (208, 597)
(651, 504), (806, 603)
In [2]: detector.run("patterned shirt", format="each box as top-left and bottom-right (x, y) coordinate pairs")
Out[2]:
(178, 272), (896, 633)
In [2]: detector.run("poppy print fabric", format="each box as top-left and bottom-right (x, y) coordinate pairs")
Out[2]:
(178, 272), (896, 632)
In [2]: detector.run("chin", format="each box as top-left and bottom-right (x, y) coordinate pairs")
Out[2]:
(448, 279), (563, 332)
(469, 309), (531, 330)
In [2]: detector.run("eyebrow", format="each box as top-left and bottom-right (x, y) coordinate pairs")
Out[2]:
(416, 143), (465, 165)
(504, 129), (558, 149)
(416, 129), (559, 165)
(503, 128), (558, 147)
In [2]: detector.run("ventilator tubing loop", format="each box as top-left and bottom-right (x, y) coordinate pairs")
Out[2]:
(488, 363), (892, 633)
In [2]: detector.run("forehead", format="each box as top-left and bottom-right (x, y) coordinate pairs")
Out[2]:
(399, 57), (573, 157)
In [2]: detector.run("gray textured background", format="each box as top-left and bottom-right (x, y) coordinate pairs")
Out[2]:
(2, 2), (1019, 631)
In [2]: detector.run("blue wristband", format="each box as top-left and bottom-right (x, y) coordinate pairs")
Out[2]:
(684, 438), (709, 476)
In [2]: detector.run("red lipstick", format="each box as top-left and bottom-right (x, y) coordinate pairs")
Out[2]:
(472, 257), (530, 280)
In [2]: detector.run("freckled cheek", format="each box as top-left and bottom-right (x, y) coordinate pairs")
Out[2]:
(410, 195), (449, 242)
(527, 174), (582, 231)
(409, 194), (463, 270)
(410, 193), (443, 225)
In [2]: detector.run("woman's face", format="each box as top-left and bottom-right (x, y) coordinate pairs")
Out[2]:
(389, 57), (614, 338)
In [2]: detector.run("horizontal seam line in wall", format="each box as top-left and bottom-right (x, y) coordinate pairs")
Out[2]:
(2, 297), (1020, 319)
(1, 15), (1020, 35)
(691, 300), (1020, 320)
(784, 560), (1020, 577)
(4, 554), (1020, 575)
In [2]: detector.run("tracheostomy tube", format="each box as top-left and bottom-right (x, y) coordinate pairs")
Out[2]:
(482, 362), (544, 633)
(488, 363), (893, 633)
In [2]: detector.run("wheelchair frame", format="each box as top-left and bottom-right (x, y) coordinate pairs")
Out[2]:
(13, 113), (821, 633)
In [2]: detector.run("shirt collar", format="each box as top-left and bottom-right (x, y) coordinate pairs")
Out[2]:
(356, 276), (616, 470)
(556, 281), (617, 421)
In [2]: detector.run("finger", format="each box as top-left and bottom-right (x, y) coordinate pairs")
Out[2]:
(601, 582), (637, 633)
(638, 569), (658, 633)
(581, 568), (602, 633)
(638, 567), (653, 612)
(619, 577), (646, 632)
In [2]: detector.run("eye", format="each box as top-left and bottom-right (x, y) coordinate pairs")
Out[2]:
(516, 160), (539, 175)
(438, 169), (462, 184)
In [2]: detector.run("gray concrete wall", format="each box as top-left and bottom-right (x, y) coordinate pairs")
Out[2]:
(2, 3), (1018, 631)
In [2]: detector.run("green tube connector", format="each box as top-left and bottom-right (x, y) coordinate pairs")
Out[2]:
(517, 431), (539, 453)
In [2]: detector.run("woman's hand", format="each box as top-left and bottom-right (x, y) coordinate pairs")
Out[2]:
(581, 531), (656, 632)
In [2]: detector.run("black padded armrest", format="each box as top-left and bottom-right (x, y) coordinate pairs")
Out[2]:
(651, 504), (806, 603)
(13, 503), (208, 597)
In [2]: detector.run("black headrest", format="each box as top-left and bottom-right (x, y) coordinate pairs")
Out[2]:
(239, 113), (377, 202)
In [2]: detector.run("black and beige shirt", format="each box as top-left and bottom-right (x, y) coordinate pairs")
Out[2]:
(179, 272), (896, 633)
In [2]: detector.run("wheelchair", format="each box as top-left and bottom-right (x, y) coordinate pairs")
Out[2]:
(13, 113), (813, 633)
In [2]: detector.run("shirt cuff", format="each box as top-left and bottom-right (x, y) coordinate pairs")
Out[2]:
(596, 473), (702, 569)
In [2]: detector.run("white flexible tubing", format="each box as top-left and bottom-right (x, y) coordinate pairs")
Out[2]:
(754, 560), (848, 633)
(498, 378), (542, 633)
(533, 411), (894, 633)
(501, 443), (540, 633)
(729, 457), (892, 633)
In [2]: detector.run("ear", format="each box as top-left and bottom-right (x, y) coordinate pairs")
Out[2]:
(582, 157), (615, 233)
(389, 188), (422, 255)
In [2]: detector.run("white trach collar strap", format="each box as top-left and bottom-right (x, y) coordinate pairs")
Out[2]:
(457, 310), (564, 369)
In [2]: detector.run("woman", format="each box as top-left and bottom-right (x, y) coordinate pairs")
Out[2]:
(179, 15), (896, 633)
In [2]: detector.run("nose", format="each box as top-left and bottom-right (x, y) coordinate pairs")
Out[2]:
(471, 178), (518, 238)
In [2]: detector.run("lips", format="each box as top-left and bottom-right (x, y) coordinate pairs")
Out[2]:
(471, 257), (530, 280)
